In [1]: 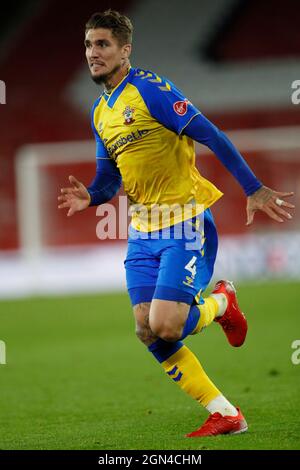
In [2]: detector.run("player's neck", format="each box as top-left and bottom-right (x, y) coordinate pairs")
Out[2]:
(104, 61), (131, 93)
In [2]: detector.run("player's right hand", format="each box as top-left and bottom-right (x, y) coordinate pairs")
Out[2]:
(58, 175), (91, 217)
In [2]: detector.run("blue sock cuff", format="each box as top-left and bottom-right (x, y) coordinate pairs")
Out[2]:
(180, 304), (200, 340)
(148, 339), (183, 363)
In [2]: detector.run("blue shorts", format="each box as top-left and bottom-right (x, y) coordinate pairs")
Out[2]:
(124, 209), (218, 306)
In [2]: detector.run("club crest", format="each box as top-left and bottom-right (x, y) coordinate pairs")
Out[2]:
(123, 105), (135, 125)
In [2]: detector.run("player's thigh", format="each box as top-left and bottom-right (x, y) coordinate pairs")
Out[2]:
(124, 239), (159, 307)
(148, 241), (199, 337)
(153, 210), (218, 306)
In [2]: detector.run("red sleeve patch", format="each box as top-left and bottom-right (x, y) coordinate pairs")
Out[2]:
(173, 99), (189, 116)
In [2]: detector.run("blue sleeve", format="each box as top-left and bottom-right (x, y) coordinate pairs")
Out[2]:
(183, 113), (262, 196)
(91, 99), (110, 159)
(88, 99), (122, 205)
(87, 158), (122, 206)
(133, 71), (200, 134)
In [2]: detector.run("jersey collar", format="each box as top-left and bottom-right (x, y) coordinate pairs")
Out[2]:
(103, 67), (134, 109)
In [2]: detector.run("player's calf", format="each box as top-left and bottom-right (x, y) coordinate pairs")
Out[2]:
(135, 324), (158, 346)
(134, 302), (158, 346)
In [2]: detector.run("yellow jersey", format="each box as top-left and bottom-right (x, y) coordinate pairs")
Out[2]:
(91, 67), (222, 231)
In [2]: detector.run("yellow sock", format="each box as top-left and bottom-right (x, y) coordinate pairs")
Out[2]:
(161, 345), (220, 407)
(193, 297), (219, 334)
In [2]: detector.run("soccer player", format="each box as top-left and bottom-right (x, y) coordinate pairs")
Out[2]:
(58, 10), (295, 437)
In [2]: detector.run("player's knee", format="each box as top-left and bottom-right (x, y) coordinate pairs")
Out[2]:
(149, 299), (188, 342)
(149, 319), (181, 342)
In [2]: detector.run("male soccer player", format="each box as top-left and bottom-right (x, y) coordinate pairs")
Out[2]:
(58, 10), (294, 437)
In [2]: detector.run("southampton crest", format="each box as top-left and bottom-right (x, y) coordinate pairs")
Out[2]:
(123, 105), (135, 125)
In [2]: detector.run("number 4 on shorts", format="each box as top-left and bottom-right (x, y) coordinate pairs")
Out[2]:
(185, 256), (197, 278)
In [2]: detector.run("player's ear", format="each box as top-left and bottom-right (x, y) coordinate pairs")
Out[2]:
(122, 43), (132, 59)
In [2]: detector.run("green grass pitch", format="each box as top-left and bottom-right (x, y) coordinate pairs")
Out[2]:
(0, 281), (299, 450)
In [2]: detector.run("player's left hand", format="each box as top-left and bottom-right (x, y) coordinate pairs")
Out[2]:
(246, 185), (295, 225)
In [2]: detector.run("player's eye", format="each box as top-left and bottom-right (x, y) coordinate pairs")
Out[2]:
(98, 42), (108, 48)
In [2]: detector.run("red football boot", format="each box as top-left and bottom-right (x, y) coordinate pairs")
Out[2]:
(212, 280), (248, 347)
(186, 407), (248, 437)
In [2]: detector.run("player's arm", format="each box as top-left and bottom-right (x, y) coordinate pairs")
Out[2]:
(182, 114), (295, 224)
(137, 71), (259, 195)
(58, 100), (122, 217)
(87, 157), (122, 206)
(136, 74), (294, 224)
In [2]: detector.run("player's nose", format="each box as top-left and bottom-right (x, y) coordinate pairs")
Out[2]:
(88, 45), (100, 59)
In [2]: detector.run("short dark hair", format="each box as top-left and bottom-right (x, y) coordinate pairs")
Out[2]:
(85, 9), (133, 45)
